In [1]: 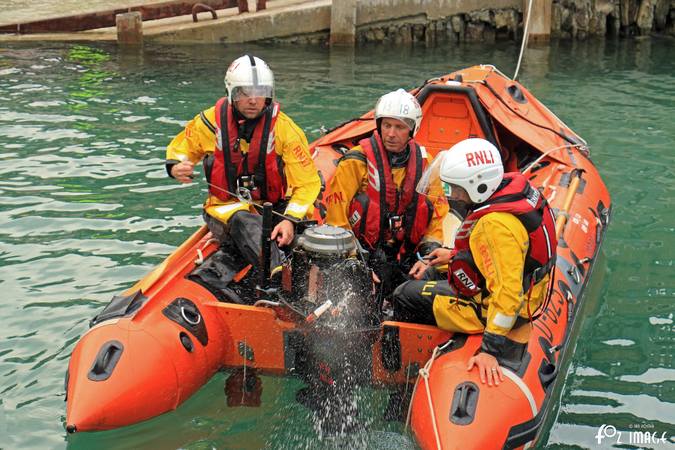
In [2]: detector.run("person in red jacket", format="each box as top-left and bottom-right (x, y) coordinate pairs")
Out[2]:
(393, 138), (557, 385)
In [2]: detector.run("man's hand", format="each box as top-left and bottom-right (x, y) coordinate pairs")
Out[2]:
(409, 260), (429, 280)
(171, 161), (195, 184)
(467, 352), (504, 386)
(271, 219), (294, 247)
(426, 247), (453, 266)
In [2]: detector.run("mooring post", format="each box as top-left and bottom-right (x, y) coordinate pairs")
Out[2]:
(525, 0), (551, 42)
(330, 0), (357, 46)
(116, 12), (143, 45)
(238, 0), (265, 13)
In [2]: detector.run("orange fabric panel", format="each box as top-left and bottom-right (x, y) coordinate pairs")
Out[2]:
(468, 69), (582, 166)
(417, 93), (486, 158)
(371, 321), (453, 385)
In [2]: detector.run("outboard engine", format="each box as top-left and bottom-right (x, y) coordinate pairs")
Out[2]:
(290, 225), (375, 321)
(288, 225), (379, 434)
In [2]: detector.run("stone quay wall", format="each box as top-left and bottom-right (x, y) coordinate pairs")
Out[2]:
(266, 0), (675, 45)
(554, 0), (675, 38)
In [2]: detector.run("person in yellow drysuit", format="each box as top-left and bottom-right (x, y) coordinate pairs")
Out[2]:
(325, 89), (448, 302)
(166, 55), (321, 278)
(392, 138), (557, 386)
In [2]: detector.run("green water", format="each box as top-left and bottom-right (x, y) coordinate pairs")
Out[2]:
(0, 38), (673, 449)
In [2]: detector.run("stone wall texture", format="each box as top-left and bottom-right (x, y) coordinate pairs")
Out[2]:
(553, 0), (675, 38)
(265, 0), (674, 45)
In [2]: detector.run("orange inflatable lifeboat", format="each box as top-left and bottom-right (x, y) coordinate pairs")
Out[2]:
(65, 65), (611, 449)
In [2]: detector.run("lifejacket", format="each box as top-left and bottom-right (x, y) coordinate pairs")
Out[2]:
(208, 98), (286, 203)
(449, 172), (557, 298)
(347, 132), (433, 252)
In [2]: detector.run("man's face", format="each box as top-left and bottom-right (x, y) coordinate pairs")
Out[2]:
(380, 117), (411, 153)
(234, 94), (266, 119)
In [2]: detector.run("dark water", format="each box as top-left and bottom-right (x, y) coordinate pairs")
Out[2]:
(0, 38), (673, 449)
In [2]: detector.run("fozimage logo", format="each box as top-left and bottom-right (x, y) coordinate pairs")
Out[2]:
(595, 423), (670, 446)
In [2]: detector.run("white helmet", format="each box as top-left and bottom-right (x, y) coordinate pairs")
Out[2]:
(439, 138), (504, 203)
(374, 89), (423, 136)
(224, 55), (274, 103)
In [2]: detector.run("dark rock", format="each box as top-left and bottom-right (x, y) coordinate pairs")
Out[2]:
(636, 0), (655, 33)
(374, 27), (386, 41)
(653, 0), (670, 29)
(412, 23), (425, 41)
(466, 21), (485, 41)
(451, 15), (465, 40)
(468, 9), (491, 23)
(483, 25), (496, 42)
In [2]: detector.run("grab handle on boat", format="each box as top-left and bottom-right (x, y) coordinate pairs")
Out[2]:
(88, 340), (124, 382)
(538, 358), (558, 390)
(450, 382), (479, 425)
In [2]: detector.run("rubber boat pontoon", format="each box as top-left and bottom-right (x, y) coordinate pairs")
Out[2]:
(65, 65), (611, 449)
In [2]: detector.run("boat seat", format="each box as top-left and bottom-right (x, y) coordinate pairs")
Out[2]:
(415, 84), (497, 159)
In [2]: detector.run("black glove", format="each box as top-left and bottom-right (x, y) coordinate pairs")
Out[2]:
(417, 241), (442, 258)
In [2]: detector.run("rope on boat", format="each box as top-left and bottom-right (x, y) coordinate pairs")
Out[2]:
(521, 144), (585, 175)
(194, 237), (218, 265)
(405, 340), (454, 450)
(513, 0), (533, 81)
(195, 249), (205, 265)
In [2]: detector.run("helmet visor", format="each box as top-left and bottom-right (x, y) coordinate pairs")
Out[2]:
(416, 152), (449, 202)
(378, 116), (415, 131)
(231, 85), (273, 101)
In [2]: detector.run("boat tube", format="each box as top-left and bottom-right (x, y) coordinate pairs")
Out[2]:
(65, 65), (611, 449)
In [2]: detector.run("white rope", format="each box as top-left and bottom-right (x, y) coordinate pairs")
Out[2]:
(195, 248), (204, 265)
(511, 0), (589, 151)
(253, 299), (281, 308)
(422, 365), (442, 450)
(194, 237), (218, 265)
(521, 144), (585, 174)
(405, 341), (454, 450)
(502, 368), (538, 416)
(513, 0), (533, 81)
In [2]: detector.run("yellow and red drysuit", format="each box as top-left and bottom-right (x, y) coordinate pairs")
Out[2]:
(325, 132), (448, 255)
(166, 99), (321, 225)
(393, 173), (557, 357)
(325, 132), (449, 299)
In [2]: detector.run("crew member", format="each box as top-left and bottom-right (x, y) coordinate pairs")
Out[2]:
(393, 138), (557, 385)
(166, 55), (321, 273)
(325, 89), (448, 301)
